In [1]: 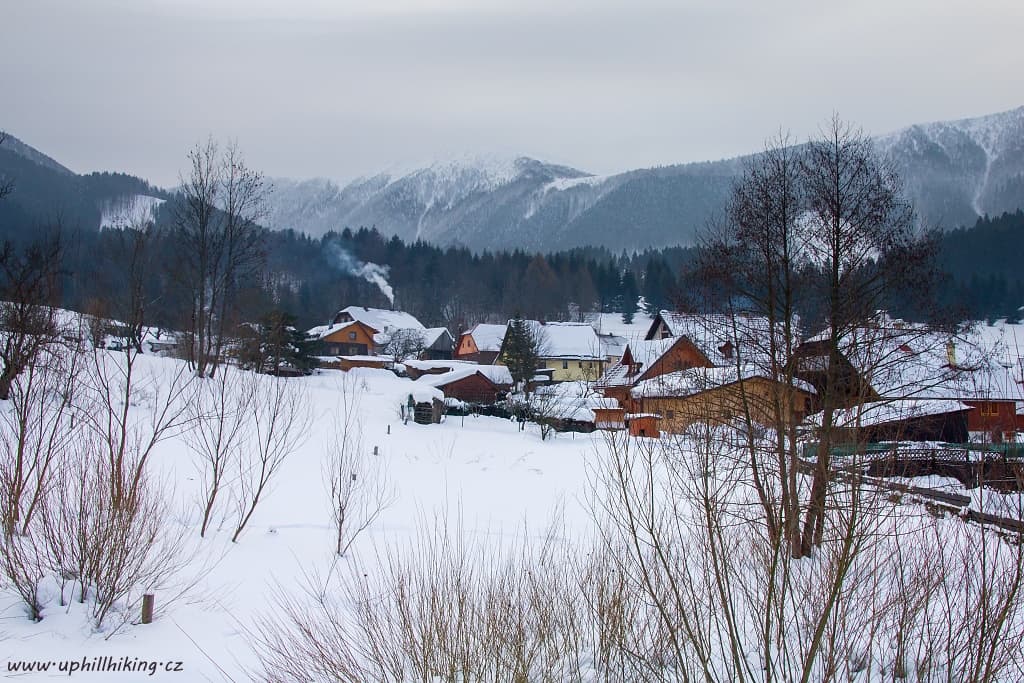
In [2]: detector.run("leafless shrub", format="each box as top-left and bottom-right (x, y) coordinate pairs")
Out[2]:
(252, 515), (590, 682)
(41, 435), (195, 631)
(0, 340), (83, 536)
(0, 523), (48, 621)
(76, 343), (195, 511)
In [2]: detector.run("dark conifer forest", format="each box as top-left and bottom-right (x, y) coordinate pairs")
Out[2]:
(1, 132), (1022, 334)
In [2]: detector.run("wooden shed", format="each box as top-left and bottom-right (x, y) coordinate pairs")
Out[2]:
(416, 368), (507, 405)
(626, 413), (661, 438)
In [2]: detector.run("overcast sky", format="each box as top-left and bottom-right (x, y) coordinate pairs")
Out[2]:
(2, 0), (1022, 187)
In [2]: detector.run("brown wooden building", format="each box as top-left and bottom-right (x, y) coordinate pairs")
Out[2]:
(314, 321), (379, 357)
(631, 372), (815, 433)
(417, 368), (508, 405)
(455, 324), (507, 364)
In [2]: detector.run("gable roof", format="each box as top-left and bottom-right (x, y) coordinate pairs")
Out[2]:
(422, 327), (454, 349)
(307, 320), (375, 341)
(598, 337), (682, 388)
(528, 321), (603, 360)
(463, 323), (507, 353)
(415, 365), (513, 390)
(799, 317), (1024, 402)
(335, 306), (425, 334)
(645, 311), (781, 367)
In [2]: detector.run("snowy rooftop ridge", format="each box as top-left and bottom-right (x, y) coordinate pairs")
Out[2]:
(462, 323), (507, 353)
(336, 306), (425, 333)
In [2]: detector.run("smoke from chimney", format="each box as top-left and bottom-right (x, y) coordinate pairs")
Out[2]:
(325, 241), (395, 306)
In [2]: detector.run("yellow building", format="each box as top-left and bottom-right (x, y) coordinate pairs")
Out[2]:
(497, 321), (606, 383)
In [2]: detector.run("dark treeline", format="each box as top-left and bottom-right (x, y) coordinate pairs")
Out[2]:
(4, 191), (1023, 336)
(936, 210), (1024, 323)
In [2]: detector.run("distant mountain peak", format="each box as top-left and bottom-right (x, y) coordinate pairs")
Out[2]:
(0, 131), (75, 176)
(261, 105), (1024, 252)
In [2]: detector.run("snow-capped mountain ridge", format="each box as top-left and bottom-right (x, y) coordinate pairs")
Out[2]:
(263, 106), (1024, 252)
(875, 106), (1024, 224)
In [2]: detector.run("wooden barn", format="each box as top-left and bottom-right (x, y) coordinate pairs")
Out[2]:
(416, 366), (514, 405)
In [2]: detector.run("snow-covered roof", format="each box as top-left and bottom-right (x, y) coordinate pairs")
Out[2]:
(598, 333), (628, 359)
(631, 366), (816, 399)
(590, 397), (623, 410)
(475, 364), (513, 385)
(308, 320), (359, 340)
(404, 359), (477, 372)
(415, 364), (513, 389)
(805, 399), (973, 429)
(522, 321), (603, 360)
(597, 337), (682, 388)
(336, 306), (425, 333)
(652, 311), (783, 366)
(464, 323), (507, 353)
(801, 318), (1024, 402)
(422, 327), (453, 348)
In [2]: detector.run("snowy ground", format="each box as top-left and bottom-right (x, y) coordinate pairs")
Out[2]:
(0, 359), (605, 681)
(2, 333), (1022, 681)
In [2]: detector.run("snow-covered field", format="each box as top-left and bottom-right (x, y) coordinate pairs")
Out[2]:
(3, 335), (1023, 681)
(0, 357), (604, 681)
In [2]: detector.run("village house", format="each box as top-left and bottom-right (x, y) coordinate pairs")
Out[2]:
(496, 321), (607, 383)
(597, 313), (811, 433)
(630, 367), (816, 433)
(420, 328), (455, 360)
(308, 306), (453, 365)
(794, 317), (1024, 443)
(455, 323), (507, 364)
(308, 319), (380, 357)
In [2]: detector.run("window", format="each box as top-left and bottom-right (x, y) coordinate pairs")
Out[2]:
(562, 360), (568, 370)
(348, 332), (357, 341)
(578, 361), (583, 368)
(666, 410), (675, 420)
(981, 402), (999, 416)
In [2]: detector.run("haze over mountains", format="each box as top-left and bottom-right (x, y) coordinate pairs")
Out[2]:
(3, 106), (1024, 253)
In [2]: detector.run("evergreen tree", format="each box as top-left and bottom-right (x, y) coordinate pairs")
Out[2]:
(620, 270), (639, 324)
(500, 315), (542, 391)
(236, 310), (316, 376)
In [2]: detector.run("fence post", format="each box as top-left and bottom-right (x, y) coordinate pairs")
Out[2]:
(141, 594), (154, 624)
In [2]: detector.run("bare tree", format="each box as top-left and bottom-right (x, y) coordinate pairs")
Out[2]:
(699, 133), (806, 555)
(184, 367), (257, 537)
(326, 374), (394, 556)
(102, 211), (158, 353)
(231, 375), (311, 542)
(797, 115), (936, 553)
(0, 335), (83, 536)
(77, 336), (194, 511)
(173, 139), (268, 378)
(381, 328), (426, 364)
